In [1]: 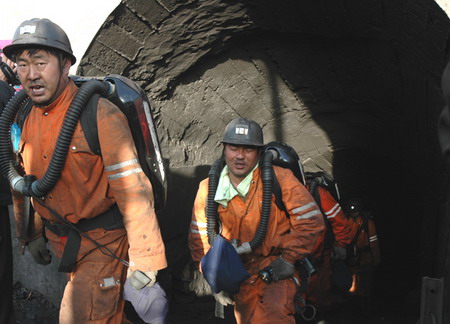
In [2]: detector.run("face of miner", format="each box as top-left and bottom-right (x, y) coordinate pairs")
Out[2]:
(224, 144), (260, 184)
(16, 49), (70, 106)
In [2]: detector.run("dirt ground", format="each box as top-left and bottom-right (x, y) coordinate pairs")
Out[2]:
(12, 280), (234, 324)
(13, 282), (59, 324)
(13, 276), (420, 324)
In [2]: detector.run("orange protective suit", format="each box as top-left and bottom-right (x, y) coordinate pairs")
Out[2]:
(14, 80), (167, 323)
(306, 187), (352, 311)
(189, 166), (325, 324)
(347, 213), (381, 297)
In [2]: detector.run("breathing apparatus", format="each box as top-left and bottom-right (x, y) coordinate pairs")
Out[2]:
(0, 18), (75, 196)
(202, 119), (277, 296)
(0, 80), (110, 197)
(0, 18), (167, 276)
(0, 75), (167, 273)
(206, 134), (319, 319)
(1, 18), (167, 205)
(0, 75), (167, 208)
(206, 134), (304, 255)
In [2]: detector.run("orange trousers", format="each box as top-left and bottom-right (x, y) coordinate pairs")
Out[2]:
(348, 264), (374, 297)
(233, 275), (297, 324)
(58, 235), (131, 324)
(306, 250), (336, 311)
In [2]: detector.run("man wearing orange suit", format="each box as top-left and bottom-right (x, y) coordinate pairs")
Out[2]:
(346, 198), (381, 297)
(3, 18), (166, 323)
(189, 118), (324, 324)
(305, 184), (352, 314)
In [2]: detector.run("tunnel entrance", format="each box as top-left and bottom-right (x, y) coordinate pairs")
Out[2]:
(79, 1), (450, 322)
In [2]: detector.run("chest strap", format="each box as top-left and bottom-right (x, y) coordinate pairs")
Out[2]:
(42, 204), (124, 272)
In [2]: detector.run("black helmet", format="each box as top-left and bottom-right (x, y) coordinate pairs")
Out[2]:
(347, 198), (364, 213)
(222, 118), (264, 147)
(3, 18), (76, 65)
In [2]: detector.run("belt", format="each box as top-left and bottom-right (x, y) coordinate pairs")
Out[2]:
(42, 204), (124, 273)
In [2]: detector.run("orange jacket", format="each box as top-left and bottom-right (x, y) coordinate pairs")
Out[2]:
(15, 80), (166, 272)
(348, 213), (381, 266)
(189, 166), (325, 270)
(317, 187), (352, 248)
(307, 186), (352, 260)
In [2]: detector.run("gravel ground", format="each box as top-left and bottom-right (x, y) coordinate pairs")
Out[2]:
(13, 282), (59, 324)
(12, 279), (419, 324)
(12, 280), (233, 324)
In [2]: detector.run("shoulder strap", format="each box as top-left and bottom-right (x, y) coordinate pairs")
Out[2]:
(80, 93), (101, 155)
(307, 178), (335, 245)
(271, 167), (289, 218)
(17, 99), (33, 129)
(349, 214), (368, 247)
(306, 171), (340, 203)
(307, 178), (321, 208)
(16, 94), (101, 156)
(363, 213), (372, 246)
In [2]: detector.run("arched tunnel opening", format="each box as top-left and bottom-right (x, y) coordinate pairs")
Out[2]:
(78, 0), (450, 322)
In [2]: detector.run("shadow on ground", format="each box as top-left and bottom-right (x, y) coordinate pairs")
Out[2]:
(13, 278), (420, 324)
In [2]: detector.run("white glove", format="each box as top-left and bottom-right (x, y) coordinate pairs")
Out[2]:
(213, 291), (234, 306)
(127, 269), (157, 290)
(332, 246), (347, 260)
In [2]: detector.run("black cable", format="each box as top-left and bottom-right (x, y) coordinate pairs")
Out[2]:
(32, 197), (129, 267)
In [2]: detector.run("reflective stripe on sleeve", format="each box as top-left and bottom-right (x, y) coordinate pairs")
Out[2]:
(292, 202), (317, 214)
(369, 235), (378, 242)
(105, 158), (139, 171)
(108, 168), (143, 180)
(295, 209), (322, 220)
(326, 203), (342, 219)
(191, 220), (207, 228)
(190, 229), (208, 234)
(190, 220), (207, 234)
(292, 201), (321, 220)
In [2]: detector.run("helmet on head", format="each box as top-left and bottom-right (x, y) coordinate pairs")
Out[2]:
(347, 198), (364, 213)
(3, 18), (76, 65)
(222, 118), (264, 147)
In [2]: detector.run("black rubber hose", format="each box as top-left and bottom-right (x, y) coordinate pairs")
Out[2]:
(206, 156), (224, 245)
(0, 89), (29, 185)
(249, 150), (274, 250)
(205, 151), (275, 251)
(0, 79), (110, 197)
(33, 80), (109, 197)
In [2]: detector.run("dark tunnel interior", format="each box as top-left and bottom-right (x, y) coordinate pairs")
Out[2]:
(237, 2), (448, 320)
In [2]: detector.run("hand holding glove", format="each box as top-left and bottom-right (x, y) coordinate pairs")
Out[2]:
(127, 269), (158, 290)
(213, 291), (234, 306)
(270, 256), (295, 282)
(27, 236), (51, 265)
(332, 246), (347, 260)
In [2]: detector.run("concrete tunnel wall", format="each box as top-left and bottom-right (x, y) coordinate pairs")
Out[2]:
(11, 0), (450, 320)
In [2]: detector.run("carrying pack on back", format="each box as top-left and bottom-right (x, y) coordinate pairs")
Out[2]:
(264, 142), (352, 305)
(16, 75), (167, 212)
(266, 142), (340, 213)
(265, 142), (341, 248)
(264, 141), (305, 217)
(12, 75), (168, 273)
(305, 171), (340, 207)
(305, 171), (341, 248)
